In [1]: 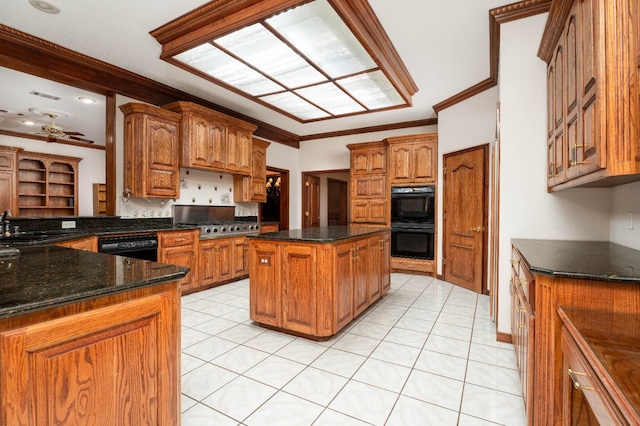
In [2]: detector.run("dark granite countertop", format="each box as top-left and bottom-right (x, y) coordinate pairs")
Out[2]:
(249, 225), (389, 243)
(0, 245), (188, 319)
(512, 239), (640, 283)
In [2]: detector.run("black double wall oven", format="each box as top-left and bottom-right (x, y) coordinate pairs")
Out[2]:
(391, 185), (435, 260)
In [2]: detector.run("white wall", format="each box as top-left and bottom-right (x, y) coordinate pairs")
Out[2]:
(265, 141), (302, 229)
(0, 133), (105, 216)
(497, 14), (611, 333)
(610, 181), (640, 249)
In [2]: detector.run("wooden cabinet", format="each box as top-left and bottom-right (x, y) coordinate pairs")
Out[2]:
(17, 152), (81, 217)
(540, 0), (640, 190)
(559, 307), (640, 426)
(511, 241), (640, 425)
(387, 133), (437, 185)
(0, 145), (20, 214)
(249, 230), (390, 338)
(347, 141), (389, 224)
(162, 101), (256, 176)
(250, 241), (280, 327)
(93, 183), (107, 216)
(260, 223), (279, 233)
(55, 236), (97, 252)
(199, 236), (249, 291)
(510, 249), (535, 425)
(120, 103), (181, 199)
(0, 281), (180, 425)
(232, 236), (250, 278)
(234, 138), (270, 202)
(158, 230), (198, 292)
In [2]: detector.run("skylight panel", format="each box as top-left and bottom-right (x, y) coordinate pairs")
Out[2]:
(215, 23), (327, 89)
(260, 92), (330, 120)
(175, 44), (284, 96)
(267, 0), (377, 78)
(338, 70), (405, 110)
(295, 82), (365, 115)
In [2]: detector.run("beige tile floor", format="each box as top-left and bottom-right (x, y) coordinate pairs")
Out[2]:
(180, 273), (526, 425)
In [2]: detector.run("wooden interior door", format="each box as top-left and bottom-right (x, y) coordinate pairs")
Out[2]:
(303, 174), (320, 228)
(327, 178), (347, 226)
(443, 145), (488, 294)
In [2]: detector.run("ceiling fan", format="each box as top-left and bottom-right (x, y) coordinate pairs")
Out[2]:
(38, 112), (94, 144)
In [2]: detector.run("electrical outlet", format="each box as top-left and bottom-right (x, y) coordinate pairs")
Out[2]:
(61, 220), (76, 229)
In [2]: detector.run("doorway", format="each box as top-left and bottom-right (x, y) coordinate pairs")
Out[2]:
(301, 170), (350, 228)
(261, 167), (289, 230)
(443, 144), (489, 294)
(327, 178), (348, 226)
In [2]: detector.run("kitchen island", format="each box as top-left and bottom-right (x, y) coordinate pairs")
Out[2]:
(248, 226), (390, 339)
(0, 245), (187, 425)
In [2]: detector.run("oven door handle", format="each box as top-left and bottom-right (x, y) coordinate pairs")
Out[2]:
(391, 227), (435, 233)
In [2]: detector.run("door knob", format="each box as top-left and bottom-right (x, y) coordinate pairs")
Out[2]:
(469, 226), (485, 232)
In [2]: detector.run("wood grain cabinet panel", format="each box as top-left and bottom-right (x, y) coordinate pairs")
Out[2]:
(234, 139), (270, 203)
(540, 0), (639, 190)
(120, 103), (181, 199)
(158, 230), (198, 293)
(54, 236), (97, 252)
(0, 283), (180, 426)
(162, 101), (256, 177)
(249, 231), (390, 339)
(387, 133), (437, 185)
(347, 141), (389, 224)
(0, 146), (20, 214)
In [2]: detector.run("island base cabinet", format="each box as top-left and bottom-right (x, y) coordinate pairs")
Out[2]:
(250, 242), (281, 327)
(249, 231), (390, 339)
(0, 282), (180, 426)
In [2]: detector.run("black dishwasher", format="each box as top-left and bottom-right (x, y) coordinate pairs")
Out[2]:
(97, 234), (158, 261)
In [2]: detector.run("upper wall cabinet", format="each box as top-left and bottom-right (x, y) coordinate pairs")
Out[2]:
(119, 103), (182, 199)
(162, 101), (256, 177)
(234, 138), (270, 203)
(347, 141), (389, 224)
(539, 0), (640, 191)
(387, 133), (437, 186)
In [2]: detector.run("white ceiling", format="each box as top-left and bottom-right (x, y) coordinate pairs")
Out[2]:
(0, 0), (509, 139)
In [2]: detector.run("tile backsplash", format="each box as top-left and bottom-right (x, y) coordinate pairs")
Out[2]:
(117, 169), (257, 219)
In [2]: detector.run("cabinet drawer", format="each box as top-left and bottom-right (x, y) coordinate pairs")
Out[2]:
(561, 327), (626, 425)
(511, 247), (535, 310)
(159, 231), (196, 247)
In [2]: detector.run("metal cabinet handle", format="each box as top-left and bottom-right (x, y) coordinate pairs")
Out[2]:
(469, 226), (485, 232)
(567, 368), (594, 391)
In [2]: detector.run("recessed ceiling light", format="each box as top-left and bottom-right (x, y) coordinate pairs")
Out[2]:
(78, 96), (96, 104)
(22, 120), (35, 126)
(28, 0), (60, 14)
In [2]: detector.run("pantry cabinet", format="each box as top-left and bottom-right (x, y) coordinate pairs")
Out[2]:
(162, 101), (256, 176)
(119, 103), (181, 199)
(347, 141), (389, 224)
(539, 0), (640, 190)
(387, 133), (437, 185)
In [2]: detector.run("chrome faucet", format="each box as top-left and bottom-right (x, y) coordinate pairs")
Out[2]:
(1, 210), (11, 237)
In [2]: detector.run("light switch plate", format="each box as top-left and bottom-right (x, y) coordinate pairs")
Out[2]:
(628, 212), (634, 230)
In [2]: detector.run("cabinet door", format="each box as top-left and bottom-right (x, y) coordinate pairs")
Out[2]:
(565, 9), (581, 180)
(232, 237), (249, 278)
(0, 290), (179, 425)
(54, 236), (97, 252)
(250, 242), (280, 326)
(159, 245), (196, 291)
(368, 200), (387, 223)
(350, 201), (369, 222)
(199, 240), (217, 287)
(334, 241), (354, 330)
(351, 151), (370, 174)
(380, 233), (391, 293)
(352, 239), (370, 317)
(368, 148), (387, 173)
(145, 116), (180, 197)
(389, 145), (412, 184)
(0, 170), (16, 214)
(214, 239), (233, 282)
(188, 115), (215, 168)
(412, 142), (435, 183)
(209, 121), (227, 170)
(548, 38), (567, 187)
(281, 244), (317, 335)
(226, 127), (252, 175)
(250, 146), (267, 201)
